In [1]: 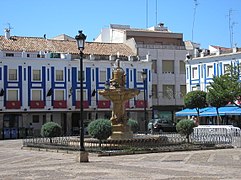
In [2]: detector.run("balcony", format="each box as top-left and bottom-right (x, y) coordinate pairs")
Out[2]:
(53, 100), (67, 108)
(6, 101), (21, 109)
(30, 101), (45, 109)
(97, 100), (111, 108)
(135, 100), (148, 108)
(76, 101), (89, 109)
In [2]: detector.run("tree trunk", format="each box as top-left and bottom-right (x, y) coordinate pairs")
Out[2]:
(186, 135), (190, 143)
(99, 140), (102, 148)
(216, 107), (221, 125)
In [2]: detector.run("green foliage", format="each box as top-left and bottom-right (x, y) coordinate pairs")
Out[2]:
(88, 119), (112, 143)
(176, 119), (196, 143)
(206, 72), (241, 124)
(127, 119), (139, 133)
(207, 74), (241, 107)
(184, 90), (207, 109)
(41, 122), (62, 138)
(184, 90), (207, 117)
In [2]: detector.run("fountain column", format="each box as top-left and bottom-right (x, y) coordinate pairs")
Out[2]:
(98, 60), (139, 139)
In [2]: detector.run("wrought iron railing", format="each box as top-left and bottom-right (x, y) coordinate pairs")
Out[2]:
(22, 133), (241, 153)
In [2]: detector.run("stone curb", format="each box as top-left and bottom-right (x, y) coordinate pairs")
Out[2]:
(97, 145), (234, 156)
(22, 144), (234, 157)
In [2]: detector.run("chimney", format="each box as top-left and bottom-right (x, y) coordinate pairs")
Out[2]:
(233, 47), (238, 53)
(200, 50), (205, 57)
(4, 28), (10, 39)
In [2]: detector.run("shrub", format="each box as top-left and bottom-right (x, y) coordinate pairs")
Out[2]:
(127, 119), (139, 133)
(41, 122), (62, 143)
(88, 119), (112, 147)
(176, 119), (196, 143)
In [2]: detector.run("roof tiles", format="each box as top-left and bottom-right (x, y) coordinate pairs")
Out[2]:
(0, 36), (135, 56)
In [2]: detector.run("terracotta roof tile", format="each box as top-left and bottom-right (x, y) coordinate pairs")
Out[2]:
(0, 36), (135, 56)
(210, 45), (232, 52)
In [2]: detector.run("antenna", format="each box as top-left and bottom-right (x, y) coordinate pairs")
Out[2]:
(228, 9), (237, 48)
(231, 22), (238, 48)
(5, 23), (13, 31)
(155, 0), (158, 25)
(229, 9), (233, 48)
(146, 0), (148, 28)
(192, 0), (199, 42)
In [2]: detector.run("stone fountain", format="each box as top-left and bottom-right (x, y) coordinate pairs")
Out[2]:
(98, 60), (140, 139)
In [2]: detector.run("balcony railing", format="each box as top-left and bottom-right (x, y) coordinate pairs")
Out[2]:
(30, 101), (45, 109)
(53, 100), (67, 108)
(6, 101), (21, 109)
(75, 100), (89, 108)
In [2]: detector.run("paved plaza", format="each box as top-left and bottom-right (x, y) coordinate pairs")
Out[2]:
(0, 140), (241, 179)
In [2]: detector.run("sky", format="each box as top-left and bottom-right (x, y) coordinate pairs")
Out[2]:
(0, 0), (240, 49)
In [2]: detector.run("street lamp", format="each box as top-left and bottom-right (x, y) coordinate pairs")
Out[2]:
(75, 30), (88, 162)
(141, 69), (147, 135)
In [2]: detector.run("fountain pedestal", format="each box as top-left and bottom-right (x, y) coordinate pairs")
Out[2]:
(99, 88), (139, 139)
(98, 60), (140, 139)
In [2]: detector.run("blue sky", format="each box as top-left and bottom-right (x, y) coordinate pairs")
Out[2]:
(1, 0), (240, 48)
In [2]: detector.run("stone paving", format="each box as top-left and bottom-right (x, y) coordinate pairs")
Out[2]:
(0, 139), (241, 179)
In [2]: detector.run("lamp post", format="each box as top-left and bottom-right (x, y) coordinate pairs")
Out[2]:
(75, 30), (89, 162)
(141, 69), (147, 135)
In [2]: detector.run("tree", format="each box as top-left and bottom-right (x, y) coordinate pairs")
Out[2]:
(127, 119), (139, 133)
(184, 90), (207, 122)
(207, 71), (241, 124)
(41, 122), (62, 143)
(88, 119), (112, 147)
(176, 119), (196, 143)
(222, 64), (241, 106)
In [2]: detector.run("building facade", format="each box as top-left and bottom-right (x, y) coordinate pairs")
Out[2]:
(0, 30), (152, 139)
(185, 46), (241, 125)
(185, 47), (241, 92)
(95, 24), (187, 123)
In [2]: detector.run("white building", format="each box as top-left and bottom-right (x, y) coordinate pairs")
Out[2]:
(95, 24), (187, 123)
(185, 46), (241, 92)
(185, 46), (241, 126)
(0, 29), (152, 139)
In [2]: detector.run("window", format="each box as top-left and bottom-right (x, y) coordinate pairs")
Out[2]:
(137, 71), (143, 82)
(207, 65), (213, 77)
(180, 85), (186, 98)
(192, 67), (198, 79)
(100, 70), (106, 81)
(76, 90), (87, 101)
(130, 70), (133, 82)
(152, 84), (157, 99)
(192, 86), (198, 91)
(33, 70), (41, 81)
(186, 67), (189, 79)
(137, 90), (144, 100)
(56, 70), (63, 81)
(8, 69), (17, 80)
(78, 70), (85, 81)
(7, 90), (18, 101)
(50, 53), (61, 58)
(55, 90), (64, 100)
(32, 115), (40, 123)
(179, 61), (185, 74)
(6, 53), (14, 57)
(32, 90), (41, 100)
(223, 64), (230, 74)
(163, 85), (175, 99)
(152, 59), (157, 73)
(162, 60), (174, 74)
